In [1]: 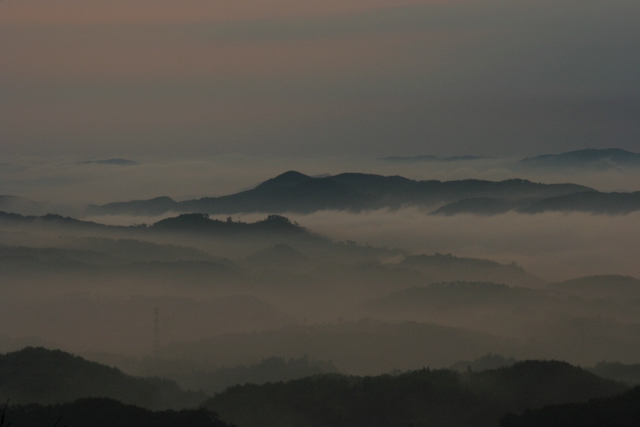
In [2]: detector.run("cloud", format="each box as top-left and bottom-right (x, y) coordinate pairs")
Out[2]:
(268, 208), (640, 282)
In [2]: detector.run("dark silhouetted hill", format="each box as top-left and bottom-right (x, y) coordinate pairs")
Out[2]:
(399, 253), (543, 287)
(430, 197), (521, 216)
(527, 317), (640, 366)
(93, 196), (178, 216)
(203, 360), (625, 427)
(158, 319), (519, 375)
(0, 347), (205, 410)
(518, 148), (640, 170)
(463, 360), (625, 412)
(3, 398), (233, 427)
(517, 190), (640, 214)
(369, 282), (538, 311)
(430, 191), (640, 216)
(78, 158), (140, 166)
(449, 353), (518, 373)
(0, 211), (110, 230)
(0, 196), (47, 216)
(380, 155), (488, 162)
(0, 242), (242, 282)
(86, 172), (591, 216)
(588, 362), (640, 385)
(168, 356), (339, 395)
(150, 213), (310, 237)
(548, 275), (640, 299)
(0, 211), (320, 242)
(500, 386), (640, 427)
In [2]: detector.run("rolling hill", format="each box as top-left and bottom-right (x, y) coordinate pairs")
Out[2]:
(0, 347), (205, 410)
(86, 172), (592, 216)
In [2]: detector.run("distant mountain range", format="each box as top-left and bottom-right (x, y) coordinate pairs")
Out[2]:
(380, 155), (490, 162)
(82, 169), (640, 217)
(86, 171), (595, 216)
(0, 195), (48, 216)
(518, 148), (640, 170)
(78, 158), (139, 166)
(0, 210), (313, 238)
(380, 148), (640, 170)
(431, 191), (640, 216)
(3, 149), (640, 219)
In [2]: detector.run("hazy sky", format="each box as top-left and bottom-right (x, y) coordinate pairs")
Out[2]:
(2, 0), (639, 159)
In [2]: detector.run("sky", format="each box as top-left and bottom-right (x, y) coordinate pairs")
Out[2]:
(2, 0), (640, 160)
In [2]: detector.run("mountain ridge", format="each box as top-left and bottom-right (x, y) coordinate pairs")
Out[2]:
(86, 172), (593, 217)
(518, 148), (640, 170)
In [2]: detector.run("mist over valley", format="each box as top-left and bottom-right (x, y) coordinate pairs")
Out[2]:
(3, 0), (640, 421)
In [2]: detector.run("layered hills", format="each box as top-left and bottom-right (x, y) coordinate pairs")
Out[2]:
(203, 360), (627, 427)
(79, 170), (640, 217)
(85, 172), (594, 216)
(0, 347), (204, 410)
(518, 148), (640, 170)
(0, 347), (634, 427)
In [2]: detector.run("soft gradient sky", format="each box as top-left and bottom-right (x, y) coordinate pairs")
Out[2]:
(1, 0), (639, 159)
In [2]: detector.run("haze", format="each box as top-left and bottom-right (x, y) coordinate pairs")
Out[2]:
(2, 0), (639, 159)
(2, 1), (640, 425)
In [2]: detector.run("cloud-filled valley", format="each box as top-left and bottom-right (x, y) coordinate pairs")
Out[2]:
(3, 0), (640, 423)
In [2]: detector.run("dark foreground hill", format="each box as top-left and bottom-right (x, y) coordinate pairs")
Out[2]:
(203, 360), (626, 427)
(500, 386), (640, 427)
(1, 398), (233, 427)
(86, 172), (591, 216)
(0, 347), (205, 410)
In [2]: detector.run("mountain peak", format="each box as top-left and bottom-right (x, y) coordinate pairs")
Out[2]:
(519, 148), (640, 169)
(254, 171), (312, 191)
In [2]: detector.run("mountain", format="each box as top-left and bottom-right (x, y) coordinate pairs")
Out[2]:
(430, 197), (522, 216)
(78, 158), (140, 166)
(89, 196), (179, 216)
(0, 210), (111, 230)
(203, 360), (626, 427)
(518, 148), (640, 170)
(380, 155), (488, 162)
(0, 195), (48, 216)
(0, 347), (206, 410)
(449, 353), (518, 372)
(368, 281), (538, 311)
(500, 386), (640, 427)
(517, 190), (640, 214)
(399, 253), (543, 287)
(165, 356), (339, 395)
(157, 320), (520, 375)
(0, 211), (319, 241)
(548, 275), (640, 299)
(3, 398), (232, 427)
(86, 172), (592, 216)
(589, 362), (640, 385)
(150, 213), (311, 237)
(430, 190), (640, 216)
